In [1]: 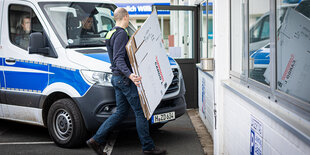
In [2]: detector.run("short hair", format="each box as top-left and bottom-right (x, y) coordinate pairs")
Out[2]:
(20, 15), (30, 25)
(80, 14), (93, 21)
(114, 8), (128, 21)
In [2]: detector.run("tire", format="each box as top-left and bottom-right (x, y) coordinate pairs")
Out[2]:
(47, 98), (88, 148)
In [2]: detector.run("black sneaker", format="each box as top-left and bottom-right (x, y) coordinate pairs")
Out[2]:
(86, 138), (107, 155)
(143, 147), (167, 155)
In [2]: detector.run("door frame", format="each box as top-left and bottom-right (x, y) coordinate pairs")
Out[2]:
(152, 5), (200, 108)
(152, 5), (200, 63)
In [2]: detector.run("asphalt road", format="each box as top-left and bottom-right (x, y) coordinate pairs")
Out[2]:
(0, 112), (204, 155)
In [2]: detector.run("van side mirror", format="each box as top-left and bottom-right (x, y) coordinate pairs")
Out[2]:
(29, 32), (50, 55)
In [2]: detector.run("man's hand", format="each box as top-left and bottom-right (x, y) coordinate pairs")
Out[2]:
(129, 73), (142, 87)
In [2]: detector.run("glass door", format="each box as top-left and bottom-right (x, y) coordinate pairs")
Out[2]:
(153, 5), (199, 108)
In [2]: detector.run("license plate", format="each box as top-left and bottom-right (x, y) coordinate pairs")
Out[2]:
(151, 111), (175, 124)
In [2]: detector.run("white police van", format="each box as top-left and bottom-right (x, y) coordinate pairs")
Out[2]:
(0, 0), (186, 148)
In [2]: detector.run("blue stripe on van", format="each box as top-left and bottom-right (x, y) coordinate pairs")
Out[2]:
(168, 56), (176, 65)
(5, 71), (48, 91)
(251, 50), (270, 65)
(254, 60), (270, 65)
(84, 53), (111, 63)
(84, 53), (177, 66)
(249, 50), (256, 56)
(1, 58), (90, 96)
(0, 58), (5, 88)
(48, 65), (90, 96)
(4, 60), (48, 91)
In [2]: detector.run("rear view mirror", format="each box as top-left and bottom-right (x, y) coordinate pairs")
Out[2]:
(28, 32), (57, 58)
(29, 32), (49, 55)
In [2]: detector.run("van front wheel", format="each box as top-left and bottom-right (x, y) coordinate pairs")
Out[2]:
(47, 98), (87, 148)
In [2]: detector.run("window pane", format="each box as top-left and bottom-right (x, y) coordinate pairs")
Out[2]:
(260, 17), (270, 40)
(276, 0), (310, 102)
(231, 0), (244, 74)
(9, 5), (43, 50)
(250, 22), (261, 43)
(165, 10), (194, 59)
(207, 1), (214, 58)
(249, 0), (270, 85)
(200, 2), (207, 58)
(40, 2), (115, 48)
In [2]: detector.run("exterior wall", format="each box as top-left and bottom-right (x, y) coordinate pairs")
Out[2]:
(222, 81), (310, 155)
(213, 0), (231, 154)
(198, 69), (214, 139)
(197, 0), (310, 154)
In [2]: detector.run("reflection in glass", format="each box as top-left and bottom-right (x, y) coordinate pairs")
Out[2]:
(276, 0), (310, 103)
(207, 1), (214, 58)
(231, 0), (244, 74)
(200, 2), (207, 58)
(199, 1), (213, 59)
(249, 0), (270, 85)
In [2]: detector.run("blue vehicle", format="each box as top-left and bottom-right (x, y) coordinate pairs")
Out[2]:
(0, 0), (186, 148)
(249, 44), (270, 84)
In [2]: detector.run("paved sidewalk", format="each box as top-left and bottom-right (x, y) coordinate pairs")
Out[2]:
(187, 109), (214, 155)
(111, 112), (205, 155)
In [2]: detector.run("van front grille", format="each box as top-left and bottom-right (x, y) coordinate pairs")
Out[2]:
(165, 68), (179, 95)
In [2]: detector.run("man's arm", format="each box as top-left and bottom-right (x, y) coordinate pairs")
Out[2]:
(113, 30), (132, 78)
(113, 30), (142, 87)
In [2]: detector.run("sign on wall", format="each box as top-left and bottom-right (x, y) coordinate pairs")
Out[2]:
(250, 115), (263, 155)
(116, 3), (170, 15)
(201, 77), (207, 119)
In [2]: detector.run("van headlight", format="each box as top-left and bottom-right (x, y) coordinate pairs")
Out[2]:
(80, 70), (112, 87)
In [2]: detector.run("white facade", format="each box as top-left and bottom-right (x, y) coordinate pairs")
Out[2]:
(221, 81), (310, 154)
(195, 0), (310, 155)
(198, 69), (214, 139)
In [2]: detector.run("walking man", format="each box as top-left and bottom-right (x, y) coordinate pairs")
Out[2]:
(86, 8), (166, 155)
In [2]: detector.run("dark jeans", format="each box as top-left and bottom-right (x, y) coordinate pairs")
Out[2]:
(92, 75), (155, 151)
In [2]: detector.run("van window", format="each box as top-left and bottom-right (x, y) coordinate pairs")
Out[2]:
(260, 16), (270, 40)
(101, 16), (113, 31)
(9, 4), (43, 50)
(250, 22), (261, 43)
(39, 2), (116, 48)
(249, 16), (269, 43)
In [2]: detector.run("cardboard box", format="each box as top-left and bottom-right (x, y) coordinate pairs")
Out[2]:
(126, 10), (174, 120)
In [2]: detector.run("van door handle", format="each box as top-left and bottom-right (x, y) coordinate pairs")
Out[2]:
(5, 58), (16, 64)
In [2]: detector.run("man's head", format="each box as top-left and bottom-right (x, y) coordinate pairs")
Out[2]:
(82, 16), (94, 30)
(21, 16), (31, 34)
(114, 8), (129, 28)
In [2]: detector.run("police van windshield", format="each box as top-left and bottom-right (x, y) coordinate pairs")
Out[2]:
(40, 2), (118, 48)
